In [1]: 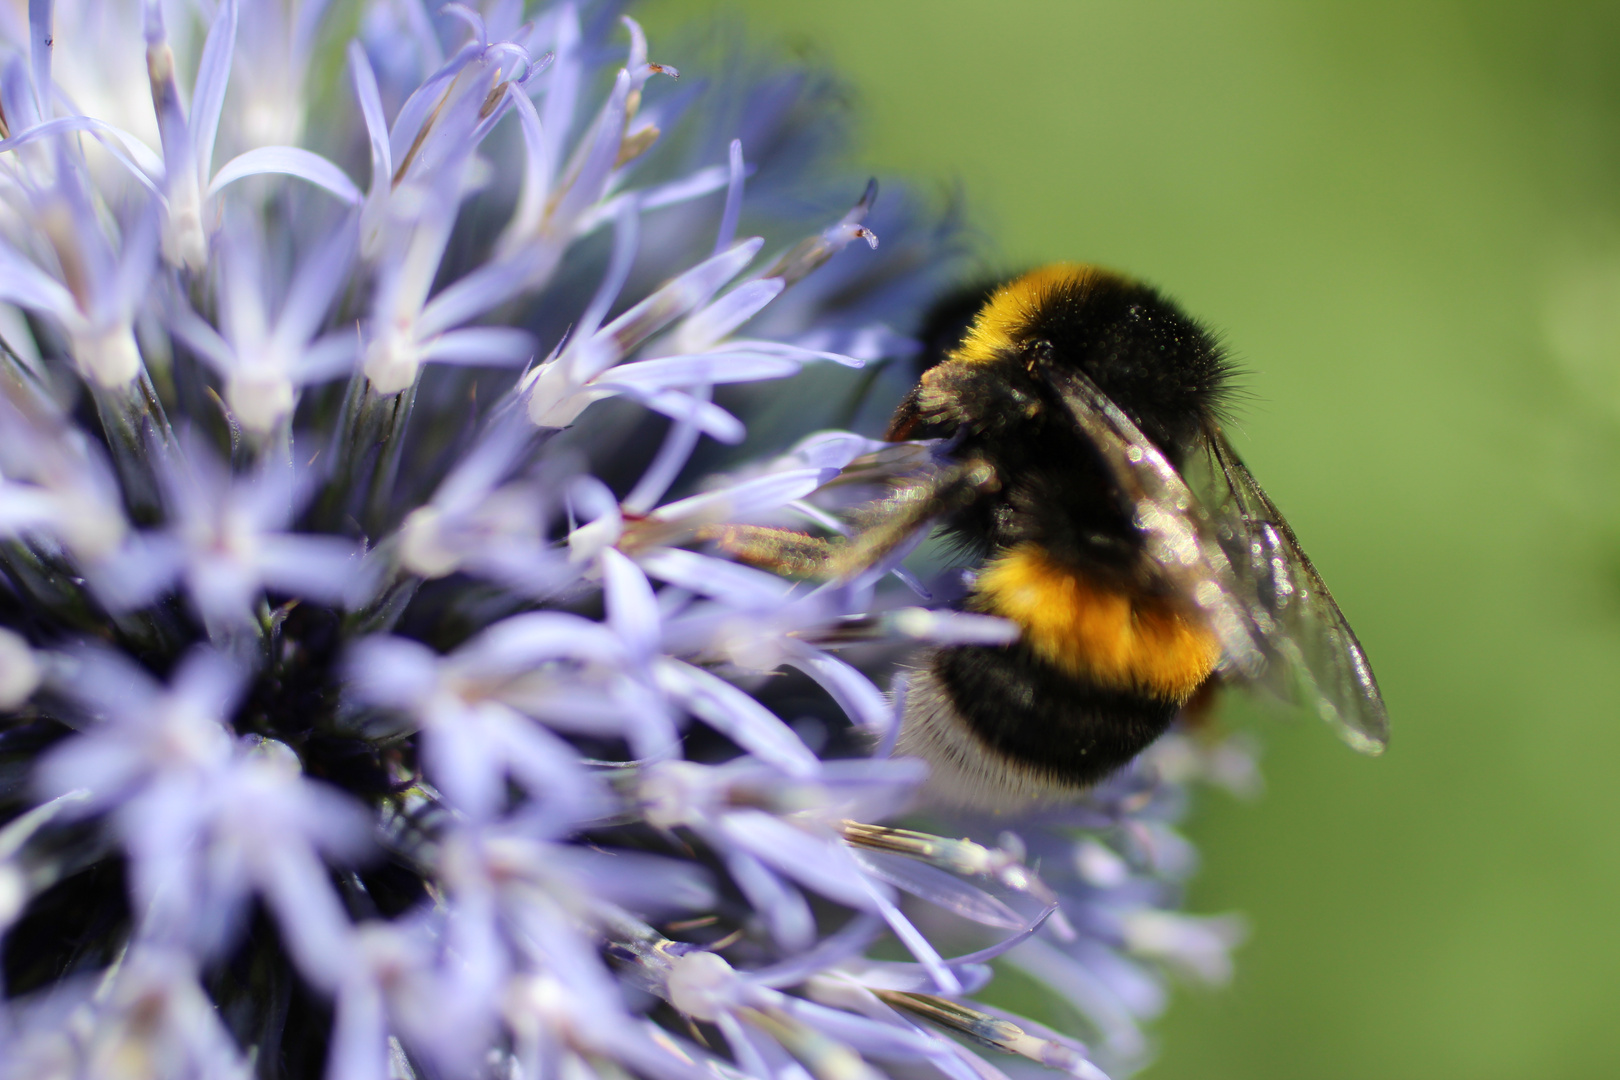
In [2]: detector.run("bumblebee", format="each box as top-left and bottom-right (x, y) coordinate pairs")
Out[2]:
(721, 263), (1388, 810)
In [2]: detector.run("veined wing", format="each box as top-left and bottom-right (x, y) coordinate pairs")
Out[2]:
(1197, 423), (1389, 754)
(1035, 362), (1266, 678)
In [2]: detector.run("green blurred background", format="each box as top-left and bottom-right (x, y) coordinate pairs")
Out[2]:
(642, 3), (1620, 1077)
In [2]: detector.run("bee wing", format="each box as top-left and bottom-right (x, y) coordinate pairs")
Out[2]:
(1035, 364), (1266, 677)
(1197, 424), (1389, 754)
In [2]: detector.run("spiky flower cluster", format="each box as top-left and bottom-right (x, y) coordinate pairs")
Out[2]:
(0, 3), (1252, 1079)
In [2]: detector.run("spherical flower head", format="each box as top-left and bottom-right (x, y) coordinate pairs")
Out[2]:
(0, 4), (1254, 1080)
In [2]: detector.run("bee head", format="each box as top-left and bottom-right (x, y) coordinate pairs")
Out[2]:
(890, 265), (1233, 458)
(1009, 267), (1231, 455)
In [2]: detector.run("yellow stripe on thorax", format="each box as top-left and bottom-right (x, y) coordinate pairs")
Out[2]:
(951, 263), (1105, 365)
(975, 543), (1219, 702)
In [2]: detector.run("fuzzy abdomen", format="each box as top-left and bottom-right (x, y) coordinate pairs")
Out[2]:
(896, 546), (1220, 810)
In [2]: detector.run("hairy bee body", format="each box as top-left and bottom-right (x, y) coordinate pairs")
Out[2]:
(715, 262), (1387, 811)
(889, 264), (1234, 809)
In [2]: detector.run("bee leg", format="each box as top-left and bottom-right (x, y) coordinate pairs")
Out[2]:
(699, 524), (845, 579)
(704, 458), (997, 582)
(828, 459), (995, 579)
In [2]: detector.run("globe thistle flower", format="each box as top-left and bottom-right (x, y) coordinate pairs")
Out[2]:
(0, 3), (1255, 1079)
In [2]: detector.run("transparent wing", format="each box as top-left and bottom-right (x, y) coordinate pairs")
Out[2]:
(1196, 423), (1389, 754)
(1035, 364), (1266, 678)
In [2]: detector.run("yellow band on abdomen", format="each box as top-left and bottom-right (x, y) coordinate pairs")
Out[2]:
(975, 543), (1219, 702)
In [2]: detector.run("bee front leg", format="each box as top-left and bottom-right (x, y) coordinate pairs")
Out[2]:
(699, 524), (846, 580)
(705, 459), (997, 582)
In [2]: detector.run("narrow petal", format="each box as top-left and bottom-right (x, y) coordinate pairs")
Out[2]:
(602, 548), (660, 661)
(428, 416), (535, 512)
(259, 842), (359, 993)
(633, 547), (792, 606)
(0, 484), (61, 533)
(170, 647), (251, 724)
(645, 164), (731, 212)
(717, 810), (872, 908)
(167, 305), (237, 374)
(711, 338), (866, 368)
(190, 0), (240, 181)
(348, 42), (392, 184)
(27, 0), (50, 122)
(945, 906), (1061, 966)
(783, 649), (893, 732)
(574, 164), (730, 235)
(577, 195), (640, 340)
(108, 209), (161, 320)
(535, 3), (582, 194)
(418, 252), (544, 337)
(849, 849), (1025, 930)
(500, 84), (550, 247)
(786, 431), (892, 471)
(327, 981), (389, 1080)
(570, 236), (763, 380)
(714, 139), (744, 255)
(676, 278), (784, 352)
(554, 846), (717, 915)
(604, 386), (744, 443)
(621, 388), (709, 515)
(751, 913), (884, 989)
(345, 636), (443, 710)
(274, 224), (360, 352)
(207, 147), (363, 205)
(440, 2), (488, 44)
(489, 710), (605, 824)
(387, 43), (479, 175)
(775, 995), (949, 1060)
(725, 848), (814, 950)
(468, 611), (630, 671)
(0, 116), (165, 190)
(548, 69), (628, 231)
(257, 535), (369, 604)
(418, 327), (536, 366)
(648, 469), (825, 526)
(653, 659), (818, 776)
(290, 333), (360, 382)
(602, 353), (798, 390)
(0, 244), (78, 320)
(85, 534), (185, 612)
(859, 876), (961, 995)
(789, 323), (917, 363)
(1002, 938), (1149, 1064)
